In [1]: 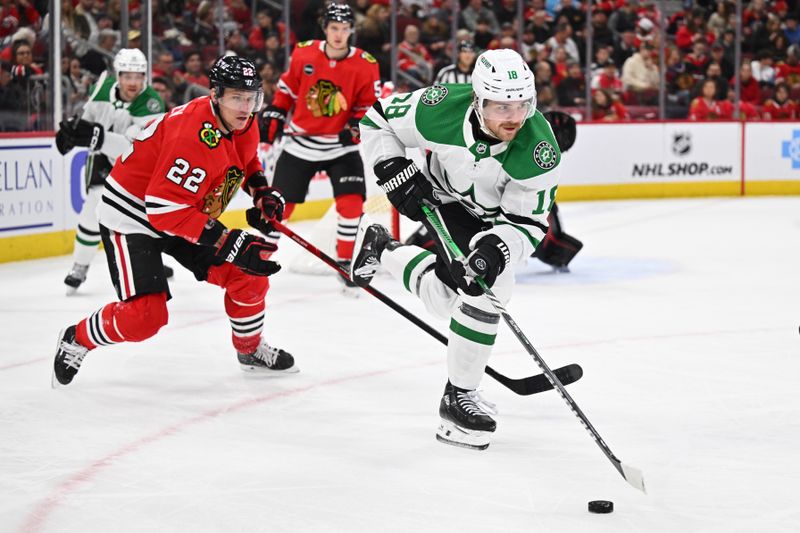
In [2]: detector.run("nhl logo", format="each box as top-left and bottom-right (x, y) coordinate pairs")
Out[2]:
(672, 132), (691, 156)
(476, 143), (487, 155)
(533, 140), (557, 170)
(421, 85), (448, 106)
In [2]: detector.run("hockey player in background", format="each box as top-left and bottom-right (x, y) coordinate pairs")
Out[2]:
(52, 55), (298, 387)
(56, 49), (168, 294)
(350, 49), (561, 450)
(260, 3), (380, 285)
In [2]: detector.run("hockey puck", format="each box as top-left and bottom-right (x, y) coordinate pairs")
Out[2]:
(588, 500), (614, 514)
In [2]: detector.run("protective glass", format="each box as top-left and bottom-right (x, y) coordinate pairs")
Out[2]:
(481, 99), (533, 122)
(217, 89), (264, 114)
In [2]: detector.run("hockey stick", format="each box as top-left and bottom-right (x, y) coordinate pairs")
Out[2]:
(422, 205), (645, 493)
(255, 211), (582, 396)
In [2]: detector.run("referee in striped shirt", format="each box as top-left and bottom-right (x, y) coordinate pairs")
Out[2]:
(434, 40), (477, 84)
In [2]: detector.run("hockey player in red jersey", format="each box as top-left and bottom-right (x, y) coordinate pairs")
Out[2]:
(52, 55), (298, 387)
(260, 3), (380, 285)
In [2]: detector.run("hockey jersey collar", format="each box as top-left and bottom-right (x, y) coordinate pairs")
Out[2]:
(462, 108), (508, 159)
(318, 40), (356, 61)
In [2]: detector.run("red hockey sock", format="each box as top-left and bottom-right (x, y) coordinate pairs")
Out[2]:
(335, 193), (363, 261)
(75, 293), (169, 349)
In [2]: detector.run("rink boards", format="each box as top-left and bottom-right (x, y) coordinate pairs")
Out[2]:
(2, 121), (799, 263)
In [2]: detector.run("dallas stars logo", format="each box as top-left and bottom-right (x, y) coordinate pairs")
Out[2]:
(421, 85), (448, 106)
(199, 121), (221, 149)
(533, 140), (557, 170)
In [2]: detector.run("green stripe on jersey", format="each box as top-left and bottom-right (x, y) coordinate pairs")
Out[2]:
(360, 114), (380, 129)
(449, 319), (497, 346)
(403, 250), (434, 292)
(495, 220), (541, 249)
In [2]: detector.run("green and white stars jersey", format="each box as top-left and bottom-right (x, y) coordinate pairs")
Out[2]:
(360, 83), (561, 264)
(82, 71), (165, 163)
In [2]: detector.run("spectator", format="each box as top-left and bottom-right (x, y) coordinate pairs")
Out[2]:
(729, 88), (760, 120)
(258, 61), (277, 105)
(592, 59), (623, 96)
(737, 62), (762, 105)
(496, 0), (517, 26)
(634, 17), (657, 49)
(180, 50), (210, 88)
(0, 61), (29, 130)
(684, 40), (710, 79)
(547, 22), (579, 63)
(520, 25), (537, 62)
(676, 9), (715, 52)
(151, 52), (177, 79)
(225, 29), (249, 57)
(64, 56), (92, 116)
(192, 0), (218, 46)
(473, 16), (495, 50)
(0, 0), (40, 39)
(703, 61), (729, 101)
(762, 82), (797, 119)
(397, 24), (433, 87)
(260, 32), (287, 69)
(557, 60), (586, 107)
(419, 14), (449, 60)
(151, 75), (175, 110)
(613, 30), (637, 69)
(622, 43), (659, 104)
(689, 78), (733, 120)
(72, 0), (100, 56)
(590, 46), (613, 79)
(551, 46), (569, 86)
(591, 88), (629, 121)
(776, 45), (800, 90)
(749, 14), (784, 57)
(530, 10), (551, 45)
(435, 40), (476, 84)
(248, 9), (276, 51)
(10, 39), (42, 76)
(751, 50), (776, 85)
(537, 84), (557, 112)
(357, 4), (391, 79)
(785, 15), (800, 47)
(460, 0), (500, 35)
(554, 0), (585, 35)
(709, 41), (734, 80)
(592, 10), (615, 50)
(708, 1), (733, 38)
(609, 1), (637, 40)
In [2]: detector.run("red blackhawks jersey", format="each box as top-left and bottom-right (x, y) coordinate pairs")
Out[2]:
(273, 40), (380, 160)
(98, 96), (260, 242)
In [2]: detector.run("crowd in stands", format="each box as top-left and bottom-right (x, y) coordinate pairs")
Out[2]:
(2, 0), (800, 131)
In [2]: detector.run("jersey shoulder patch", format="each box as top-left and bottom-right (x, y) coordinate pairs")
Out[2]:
(500, 111), (561, 180)
(128, 86), (166, 117)
(360, 51), (377, 64)
(297, 40), (315, 48)
(414, 84), (472, 147)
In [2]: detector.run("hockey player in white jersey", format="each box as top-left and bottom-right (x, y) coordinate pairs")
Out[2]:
(56, 48), (166, 293)
(351, 49), (561, 450)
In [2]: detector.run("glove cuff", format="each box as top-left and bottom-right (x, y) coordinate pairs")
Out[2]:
(198, 218), (227, 247)
(245, 170), (268, 195)
(475, 234), (511, 273)
(375, 157), (420, 193)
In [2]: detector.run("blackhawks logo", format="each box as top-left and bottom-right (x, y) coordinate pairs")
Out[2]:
(421, 85), (448, 106)
(306, 79), (348, 117)
(202, 167), (244, 218)
(533, 140), (557, 170)
(199, 121), (221, 149)
(361, 51), (377, 63)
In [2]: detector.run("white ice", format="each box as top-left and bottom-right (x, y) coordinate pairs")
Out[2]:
(1, 197), (799, 533)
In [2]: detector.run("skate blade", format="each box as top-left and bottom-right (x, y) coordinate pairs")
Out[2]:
(239, 364), (300, 375)
(65, 285), (79, 296)
(436, 419), (492, 451)
(51, 328), (68, 389)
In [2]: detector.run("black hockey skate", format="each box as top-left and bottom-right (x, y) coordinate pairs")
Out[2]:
(336, 260), (358, 288)
(64, 263), (89, 294)
(52, 325), (89, 387)
(436, 381), (497, 450)
(350, 222), (394, 287)
(237, 340), (299, 374)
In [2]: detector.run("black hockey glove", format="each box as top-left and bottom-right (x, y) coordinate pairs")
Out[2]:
(59, 116), (105, 151)
(245, 207), (275, 237)
(245, 170), (286, 222)
(55, 127), (76, 155)
(542, 110), (576, 152)
(261, 105), (286, 144)
(449, 234), (509, 296)
(375, 157), (439, 223)
(338, 117), (362, 146)
(199, 219), (280, 277)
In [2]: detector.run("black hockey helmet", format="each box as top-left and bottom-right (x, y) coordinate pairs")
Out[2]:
(322, 2), (355, 28)
(208, 55), (261, 95)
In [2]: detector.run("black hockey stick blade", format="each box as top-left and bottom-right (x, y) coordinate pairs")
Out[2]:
(484, 363), (583, 395)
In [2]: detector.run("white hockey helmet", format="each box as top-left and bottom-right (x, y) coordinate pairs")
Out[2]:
(471, 49), (537, 131)
(113, 48), (148, 75)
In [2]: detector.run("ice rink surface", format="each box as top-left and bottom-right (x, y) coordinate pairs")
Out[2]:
(1, 197), (799, 533)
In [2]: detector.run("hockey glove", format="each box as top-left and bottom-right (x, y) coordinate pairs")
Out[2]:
(245, 170), (286, 222)
(55, 127), (76, 155)
(338, 117), (362, 146)
(261, 105), (286, 144)
(449, 235), (509, 296)
(375, 157), (438, 223)
(199, 219), (280, 277)
(60, 117), (105, 151)
(245, 207), (275, 236)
